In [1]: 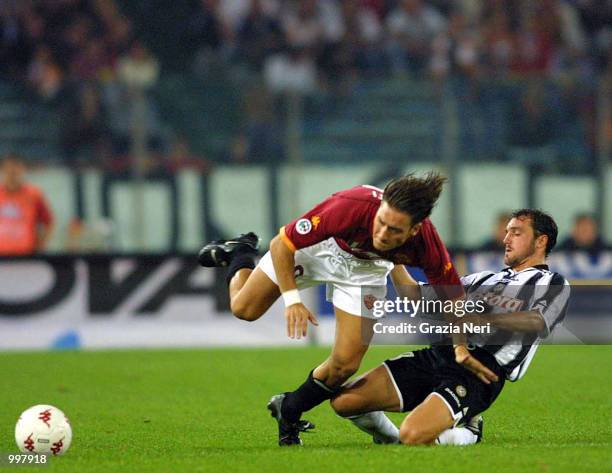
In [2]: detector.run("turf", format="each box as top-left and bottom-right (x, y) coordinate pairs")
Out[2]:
(0, 346), (610, 473)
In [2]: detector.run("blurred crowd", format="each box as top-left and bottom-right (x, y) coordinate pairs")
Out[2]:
(0, 0), (610, 170)
(184, 0), (612, 91)
(0, 0), (173, 171)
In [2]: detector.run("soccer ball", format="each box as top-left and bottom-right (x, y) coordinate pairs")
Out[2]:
(15, 405), (72, 455)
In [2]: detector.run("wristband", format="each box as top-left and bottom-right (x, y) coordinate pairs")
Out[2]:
(282, 289), (301, 307)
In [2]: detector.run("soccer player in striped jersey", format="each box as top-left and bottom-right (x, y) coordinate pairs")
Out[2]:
(330, 209), (570, 446)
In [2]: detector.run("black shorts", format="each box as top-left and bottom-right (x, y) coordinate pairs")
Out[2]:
(383, 345), (505, 424)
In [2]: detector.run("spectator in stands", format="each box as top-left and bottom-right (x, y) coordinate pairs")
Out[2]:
(60, 82), (110, 166)
(320, 0), (384, 82)
(117, 40), (159, 91)
(165, 137), (210, 172)
(509, 10), (556, 76)
(27, 44), (64, 101)
(187, 0), (230, 73)
(386, 0), (446, 76)
(230, 86), (284, 163)
(236, 0), (283, 70)
(104, 15), (133, 60)
(282, 0), (325, 51)
(477, 211), (512, 252)
(263, 45), (318, 96)
(508, 82), (556, 152)
(430, 8), (480, 81)
(0, 154), (53, 255)
(480, 4), (514, 78)
(219, 0), (280, 33)
(558, 213), (605, 253)
(0, 1), (32, 76)
(71, 37), (113, 82)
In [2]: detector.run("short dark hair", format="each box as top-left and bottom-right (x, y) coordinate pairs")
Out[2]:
(2, 153), (24, 165)
(383, 172), (446, 224)
(574, 213), (597, 225)
(511, 208), (558, 256)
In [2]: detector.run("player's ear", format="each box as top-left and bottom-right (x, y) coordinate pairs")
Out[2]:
(410, 222), (422, 236)
(536, 234), (548, 251)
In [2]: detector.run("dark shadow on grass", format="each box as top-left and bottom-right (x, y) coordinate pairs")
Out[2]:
(200, 441), (403, 453)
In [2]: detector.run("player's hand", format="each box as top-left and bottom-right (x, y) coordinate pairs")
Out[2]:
(454, 345), (499, 384)
(285, 303), (319, 340)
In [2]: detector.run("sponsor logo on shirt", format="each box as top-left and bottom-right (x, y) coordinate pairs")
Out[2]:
(296, 218), (312, 235)
(474, 291), (524, 312)
(311, 215), (321, 230)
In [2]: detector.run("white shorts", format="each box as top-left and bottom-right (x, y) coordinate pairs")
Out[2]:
(257, 237), (394, 318)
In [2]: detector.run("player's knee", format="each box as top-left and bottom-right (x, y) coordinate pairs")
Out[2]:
(329, 395), (355, 418)
(230, 299), (261, 322)
(399, 425), (429, 446)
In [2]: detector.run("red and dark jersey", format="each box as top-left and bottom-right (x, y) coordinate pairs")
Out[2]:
(280, 185), (462, 295)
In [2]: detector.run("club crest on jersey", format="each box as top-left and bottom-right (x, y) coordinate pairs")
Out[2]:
(455, 385), (467, 398)
(296, 218), (312, 235)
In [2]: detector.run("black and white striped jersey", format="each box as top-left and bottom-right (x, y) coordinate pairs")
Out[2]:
(423, 264), (571, 382)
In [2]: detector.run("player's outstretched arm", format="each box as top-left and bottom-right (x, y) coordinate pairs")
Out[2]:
(270, 236), (318, 339)
(390, 265), (422, 301)
(460, 311), (546, 333)
(445, 297), (499, 385)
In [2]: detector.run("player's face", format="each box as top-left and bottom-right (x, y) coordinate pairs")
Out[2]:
(373, 202), (420, 251)
(1, 159), (25, 190)
(503, 217), (545, 268)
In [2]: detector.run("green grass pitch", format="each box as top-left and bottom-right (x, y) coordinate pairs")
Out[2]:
(1, 345), (610, 473)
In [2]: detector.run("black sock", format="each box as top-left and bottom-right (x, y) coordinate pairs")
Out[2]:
(226, 251), (257, 286)
(281, 371), (337, 423)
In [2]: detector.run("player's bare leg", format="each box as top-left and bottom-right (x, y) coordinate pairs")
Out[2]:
(311, 307), (375, 388)
(273, 308), (376, 445)
(198, 232), (281, 321)
(330, 365), (402, 444)
(228, 267), (280, 321)
(331, 366), (482, 446)
(332, 376), (460, 446)
(397, 394), (454, 445)
(331, 365), (401, 415)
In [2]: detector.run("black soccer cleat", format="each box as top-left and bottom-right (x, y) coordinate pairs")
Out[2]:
(197, 232), (259, 267)
(267, 393), (303, 446)
(297, 419), (315, 433)
(464, 415), (484, 443)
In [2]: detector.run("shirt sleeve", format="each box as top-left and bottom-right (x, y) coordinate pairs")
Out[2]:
(528, 273), (570, 337)
(35, 191), (53, 226)
(417, 223), (464, 300)
(281, 195), (372, 251)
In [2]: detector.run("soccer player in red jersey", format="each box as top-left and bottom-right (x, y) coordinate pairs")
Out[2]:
(198, 172), (497, 445)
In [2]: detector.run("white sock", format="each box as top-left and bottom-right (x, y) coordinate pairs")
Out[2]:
(436, 427), (478, 446)
(348, 411), (400, 444)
